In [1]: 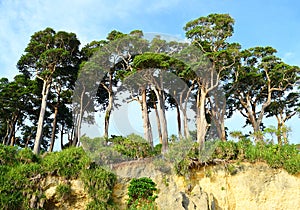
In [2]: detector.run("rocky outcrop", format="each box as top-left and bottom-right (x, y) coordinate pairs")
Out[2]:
(42, 176), (91, 209)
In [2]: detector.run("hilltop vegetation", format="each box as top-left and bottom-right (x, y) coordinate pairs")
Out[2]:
(0, 134), (299, 209)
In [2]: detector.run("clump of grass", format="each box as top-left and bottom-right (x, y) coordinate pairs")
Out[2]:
(56, 183), (71, 201)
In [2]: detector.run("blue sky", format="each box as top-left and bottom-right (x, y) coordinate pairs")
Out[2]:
(0, 0), (299, 143)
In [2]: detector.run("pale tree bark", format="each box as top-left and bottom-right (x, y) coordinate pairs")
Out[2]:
(49, 84), (61, 152)
(8, 114), (18, 146)
(103, 73), (114, 139)
(33, 79), (51, 154)
(209, 95), (226, 141)
(104, 91), (113, 139)
(73, 83), (92, 146)
(152, 86), (168, 153)
(127, 84), (154, 146)
(196, 90), (208, 148)
(275, 112), (295, 145)
(141, 87), (153, 147)
(49, 106), (58, 152)
(179, 84), (194, 139)
(154, 103), (162, 144)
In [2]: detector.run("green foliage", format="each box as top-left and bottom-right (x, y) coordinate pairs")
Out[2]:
(42, 146), (90, 178)
(127, 177), (158, 209)
(81, 166), (116, 201)
(0, 144), (18, 165)
(213, 140), (237, 160)
(0, 157), (41, 209)
(172, 138), (300, 176)
(0, 145), (118, 209)
(56, 183), (71, 200)
(17, 147), (40, 163)
(110, 134), (155, 159)
(86, 199), (111, 210)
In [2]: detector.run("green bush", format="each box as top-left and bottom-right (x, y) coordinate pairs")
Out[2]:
(110, 134), (154, 159)
(213, 140), (237, 160)
(127, 177), (158, 209)
(0, 144), (18, 165)
(0, 145), (119, 209)
(42, 146), (90, 178)
(81, 166), (116, 208)
(17, 147), (40, 164)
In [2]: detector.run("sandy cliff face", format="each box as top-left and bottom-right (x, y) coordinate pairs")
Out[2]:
(112, 161), (300, 210)
(39, 161), (300, 210)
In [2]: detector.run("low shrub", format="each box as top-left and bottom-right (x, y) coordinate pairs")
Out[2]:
(81, 166), (116, 208)
(110, 134), (154, 159)
(127, 177), (158, 209)
(42, 146), (90, 178)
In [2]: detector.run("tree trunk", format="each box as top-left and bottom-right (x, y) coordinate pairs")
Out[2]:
(154, 103), (162, 144)
(60, 123), (64, 150)
(33, 80), (51, 154)
(104, 73), (113, 139)
(180, 85), (193, 140)
(196, 90), (208, 148)
(9, 127), (16, 146)
(277, 121), (283, 146)
(141, 87), (153, 147)
(104, 91), (113, 139)
(153, 87), (168, 153)
(3, 122), (9, 145)
(176, 103), (182, 139)
(49, 106), (59, 152)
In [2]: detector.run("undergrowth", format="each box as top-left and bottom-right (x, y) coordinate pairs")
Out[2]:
(0, 145), (116, 209)
(173, 139), (300, 176)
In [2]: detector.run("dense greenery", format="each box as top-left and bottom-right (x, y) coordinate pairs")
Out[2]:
(0, 136), (299, 209)
(0, 145), (116, 209)
(173, 138), (300, 176)
(127, 177), (158, 209)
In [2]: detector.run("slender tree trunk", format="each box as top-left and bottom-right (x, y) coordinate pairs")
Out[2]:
(141, 87), (153, 147)
(104, 73), (113, 139)
(196, 90), (208, 148)
(104, 91), (113, 139)
(34, 80), (51, 154)
(277, 120), (283, 146)
(25, 134), (31, 148)
(154, 103), (162, 144)
(9, 127), (16, 146)
(60, 123), (64, 150)
(180, 85), (193, 139)
(73, 89), (85, 146)
(3, 122), (9, 145)
(7, 114), (18, 146)
(183, 109), (190, 139)
(49, 106), (59, 152)
(153, 87), (168, 153)
(176, 103), (182, 139)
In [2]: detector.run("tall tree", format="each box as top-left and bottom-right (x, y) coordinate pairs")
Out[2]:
(17, 28), (80, 154)
(184, 14), (238, 143)
(227, 46), (299, 141)
(265, 91), (300, 144)
(0, 75), (36, 146)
